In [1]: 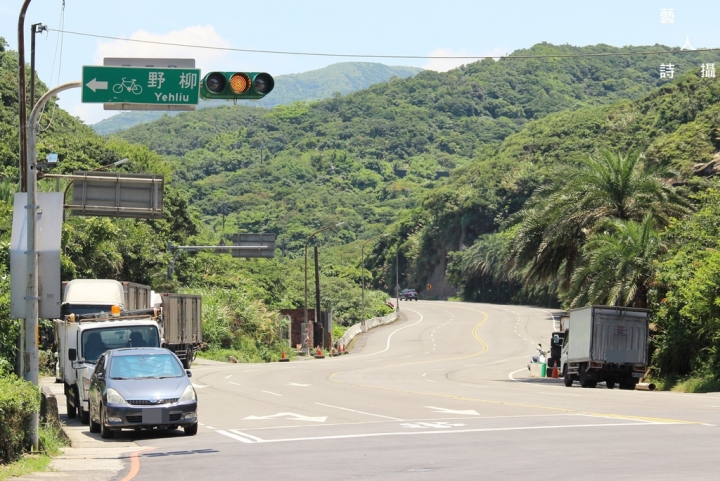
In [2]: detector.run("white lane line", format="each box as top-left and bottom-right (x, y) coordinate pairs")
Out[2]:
(462, 384), (484, 388)
(205, 426), (216, 430)
(422, 373), (427, 377)
(490, 359), (508, 365)
(216, 430), (256, 443)
(287, 382), (311, 387)
(508, 368), (526, 381)
(229, 382), (242, 386)
(315, 402), (403, 421)
(351, 308), (425, 358)
(229, 430), (264, 442)
(426, 379), (436, 383)
(251, 422), (673, 444)
(261, 390), (282, 397)
(225, 375), (233, 379)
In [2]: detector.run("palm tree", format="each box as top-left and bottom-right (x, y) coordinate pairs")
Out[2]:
(566, 216), (662, 308)
(507, 149), (690, 291)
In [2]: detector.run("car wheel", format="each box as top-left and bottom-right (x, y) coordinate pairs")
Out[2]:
(100, 405), (114, 439)
(182, 357), (192, 369)
(184, 423), (198, 436)
(89, 405), (100, 434)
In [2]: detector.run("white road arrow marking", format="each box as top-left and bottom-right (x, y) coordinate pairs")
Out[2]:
(244, 412), (327, 423)
(425, 406), (480, 416)
(85, 78), (108, 92)
(401, 422), (465, 429)
(286, 382), (311, 387)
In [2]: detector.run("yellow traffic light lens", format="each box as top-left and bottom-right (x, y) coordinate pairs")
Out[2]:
(229, 73), (251, 94)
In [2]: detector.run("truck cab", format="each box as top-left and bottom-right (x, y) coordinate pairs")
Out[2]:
(56, 315), (161, 424)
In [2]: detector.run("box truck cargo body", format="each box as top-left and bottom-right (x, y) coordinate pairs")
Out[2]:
(561, 306), (649, 390)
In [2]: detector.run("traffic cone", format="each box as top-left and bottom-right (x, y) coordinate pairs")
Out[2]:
(552, 365), (559, 378)
(314, 346), (325, 359)
(279, 349), (290, 362)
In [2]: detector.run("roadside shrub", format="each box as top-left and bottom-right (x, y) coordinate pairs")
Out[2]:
(0, 375), (40, 464)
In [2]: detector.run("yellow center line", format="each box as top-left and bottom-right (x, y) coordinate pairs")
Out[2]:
(329, 304), (706, 426)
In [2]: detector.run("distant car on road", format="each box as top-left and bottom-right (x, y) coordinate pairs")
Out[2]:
(88, 347), (198, 439)
(399, 288), (418, 301)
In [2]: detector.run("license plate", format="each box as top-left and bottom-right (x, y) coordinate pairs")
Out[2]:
(142, 408), (163, 424)
(632, 372), (643, 378)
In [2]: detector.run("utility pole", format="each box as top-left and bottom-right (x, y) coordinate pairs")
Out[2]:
(30, 23), (46, 110)
(26, 81), (81, 451)
(18, 0), (32, 192)
(314, 245), (321, 348)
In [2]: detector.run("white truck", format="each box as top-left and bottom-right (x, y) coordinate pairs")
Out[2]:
(561, 306), (650, 390)
(154, 292), (203, 369)
(54, 279), (162, 423)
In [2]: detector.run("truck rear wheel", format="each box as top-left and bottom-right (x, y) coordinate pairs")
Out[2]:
(182, 357), (192, 369)
(579, 364), (597, 388)
(606, 380), (616, 389)
(66, 395), (76, 418)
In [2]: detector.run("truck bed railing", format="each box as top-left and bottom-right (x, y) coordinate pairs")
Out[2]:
(65, 307), (161, 323)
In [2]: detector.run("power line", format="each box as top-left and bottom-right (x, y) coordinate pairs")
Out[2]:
(46, 28), (720, 60)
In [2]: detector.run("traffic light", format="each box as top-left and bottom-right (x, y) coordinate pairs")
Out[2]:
(200, 72), (274, 100)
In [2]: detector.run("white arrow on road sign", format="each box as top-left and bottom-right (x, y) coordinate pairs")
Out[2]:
(244, 412), (327, 423)
(425, 406), (480, 416)
(85, 78), (108, 92)
(401, 422), (466, 429)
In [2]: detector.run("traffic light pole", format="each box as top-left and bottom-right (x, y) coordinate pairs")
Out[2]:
(25, 81), (81, 450)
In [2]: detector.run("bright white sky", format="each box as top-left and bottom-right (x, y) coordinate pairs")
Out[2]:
(1, 0), (719, 124)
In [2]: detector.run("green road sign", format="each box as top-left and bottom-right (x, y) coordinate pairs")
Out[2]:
(82, 66), (200, 105)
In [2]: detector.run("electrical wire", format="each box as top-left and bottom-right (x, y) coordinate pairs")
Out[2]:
(39, 1), (66, 132)
(45, 27), (720, 60)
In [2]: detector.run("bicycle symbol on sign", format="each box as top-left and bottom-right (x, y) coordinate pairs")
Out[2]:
(112, 78), (143, 95)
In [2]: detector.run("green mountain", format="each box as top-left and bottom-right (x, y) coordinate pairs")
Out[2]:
(91, 62), (422, 135)
(113, 43), (720, 288)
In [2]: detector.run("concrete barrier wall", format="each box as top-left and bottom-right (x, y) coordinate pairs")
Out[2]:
(336, 311), (398, 349)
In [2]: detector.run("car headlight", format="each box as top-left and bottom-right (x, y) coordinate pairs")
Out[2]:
(179, 385), (196, 402)
(106, 388), (128, 405)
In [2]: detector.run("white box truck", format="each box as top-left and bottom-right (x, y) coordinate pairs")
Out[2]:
(561, 306), (649, 390)
(54, 279), (162, 424)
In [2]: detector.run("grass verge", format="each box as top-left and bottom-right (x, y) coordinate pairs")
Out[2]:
(198, 347), (296, 363)
(646, 375), (720, 393)
(0, 422), (67, 480)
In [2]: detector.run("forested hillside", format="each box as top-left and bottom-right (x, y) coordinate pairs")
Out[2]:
(115, 42), (720, 294)
(92, 62), (422, 135)
(5, 35), (720, 385)
(0, 37), (391, 373)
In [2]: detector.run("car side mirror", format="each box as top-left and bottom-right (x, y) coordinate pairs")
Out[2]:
(186, 370), (192, 378)
(68, 348), (77, 361)
(96, 372), (104, 381)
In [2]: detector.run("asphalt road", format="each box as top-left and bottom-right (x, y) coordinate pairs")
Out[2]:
(102, 301), (720, 480)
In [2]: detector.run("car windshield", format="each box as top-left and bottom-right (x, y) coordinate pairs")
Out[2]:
(109, 353), (185, 380)
(81, 326), (160, 363)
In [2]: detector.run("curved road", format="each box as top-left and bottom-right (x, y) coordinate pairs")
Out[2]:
(108, 301), (720, 480)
